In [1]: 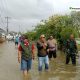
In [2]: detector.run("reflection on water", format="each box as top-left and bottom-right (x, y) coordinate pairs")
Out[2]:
(0, 42), (80, 80)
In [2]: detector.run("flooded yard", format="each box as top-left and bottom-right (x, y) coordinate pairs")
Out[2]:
(0, 42), (80, 80)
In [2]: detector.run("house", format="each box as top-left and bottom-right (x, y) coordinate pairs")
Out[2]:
(0, 28), (6, 43)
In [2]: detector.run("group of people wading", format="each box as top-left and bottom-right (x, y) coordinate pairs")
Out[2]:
(17, 34), (78, 78)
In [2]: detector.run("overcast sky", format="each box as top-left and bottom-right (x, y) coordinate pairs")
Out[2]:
(0, 0), (80, 32)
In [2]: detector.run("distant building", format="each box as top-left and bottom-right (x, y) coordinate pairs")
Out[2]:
(0, 28), (6, 36)
(0, 28), (6, 43)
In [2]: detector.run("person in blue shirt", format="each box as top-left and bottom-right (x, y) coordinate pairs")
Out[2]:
(15, 36), (19, 46)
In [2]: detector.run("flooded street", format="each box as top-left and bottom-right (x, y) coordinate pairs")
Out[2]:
(0, 42), (80, 80)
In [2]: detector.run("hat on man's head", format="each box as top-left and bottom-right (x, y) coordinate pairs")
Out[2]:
(40, 34), (45, 38)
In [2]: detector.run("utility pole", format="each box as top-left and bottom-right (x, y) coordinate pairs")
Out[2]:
(5, 16), (10, 34)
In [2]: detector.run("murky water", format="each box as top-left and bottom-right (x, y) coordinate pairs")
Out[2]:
(0, 42), (80, 80)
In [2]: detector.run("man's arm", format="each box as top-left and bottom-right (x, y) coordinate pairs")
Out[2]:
(31, 43), (35, 60)
(37, 42), (43, 50)
(18, 44), (22, 63)
(18, 50), (21, 63)
(75, 40), (78, 50)
(74, 40), (78, 53)
(66, 40), (69, 49)
(55, 39), (57, 50)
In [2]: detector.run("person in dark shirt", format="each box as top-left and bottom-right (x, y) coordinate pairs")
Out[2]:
(65, 34), (77, 65)
(37, 34), (49, 71)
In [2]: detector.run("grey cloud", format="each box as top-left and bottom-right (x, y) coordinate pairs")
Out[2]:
(6, 0), (53, 19)
(1, 0), (54, 32)
(2, 0), (80, 32)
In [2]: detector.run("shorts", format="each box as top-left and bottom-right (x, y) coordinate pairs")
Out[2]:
(15, 42), (18, 45)
(21, 59), (32, 71)
(48, 50), (57, 58)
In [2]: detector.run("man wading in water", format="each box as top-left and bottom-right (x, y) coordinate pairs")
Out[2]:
(47, 36), (57, 61)
(37, 34), (49, 71)
(65, 34), (77, 65)
(18, 34), (35, 78)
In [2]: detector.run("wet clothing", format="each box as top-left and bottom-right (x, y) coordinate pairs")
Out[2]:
(18, 41), (32, 61)
(38, 55), (49, 71)
(47, 39), (57, 51)
(15, 42), (18, 45)
(66, 39), (77, 52)
(20, 42), (32, 60)
(15, 37), (19, 45)
(66, 54), (76, 64)
(65, 39), (77, 65)
(21, 58), (32, 71)
(37, 40), (49, 71)
(48, 50), (56, 58)
(18, 40), (33, 71)
(37, 41), (48, 57)
(47, 39), (57, 59)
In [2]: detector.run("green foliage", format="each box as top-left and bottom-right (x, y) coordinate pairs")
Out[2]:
(60, 27), (78, 40)
(25, 31), (36, 41)
(24, 11), (80, 43)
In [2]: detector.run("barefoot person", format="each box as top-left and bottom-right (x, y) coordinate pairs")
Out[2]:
(37, 34), (49, 71)
(18, 34), (35, 77)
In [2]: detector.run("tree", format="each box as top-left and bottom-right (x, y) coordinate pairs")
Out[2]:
(24, 12), (79, 50)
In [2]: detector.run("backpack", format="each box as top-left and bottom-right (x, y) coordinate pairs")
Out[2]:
(20, 41), (32, 60)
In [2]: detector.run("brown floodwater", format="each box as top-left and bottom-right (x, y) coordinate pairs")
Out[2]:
(0, 41), (80, 80)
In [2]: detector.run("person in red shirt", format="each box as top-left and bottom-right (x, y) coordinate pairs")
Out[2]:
(18, 35), (35, 78)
